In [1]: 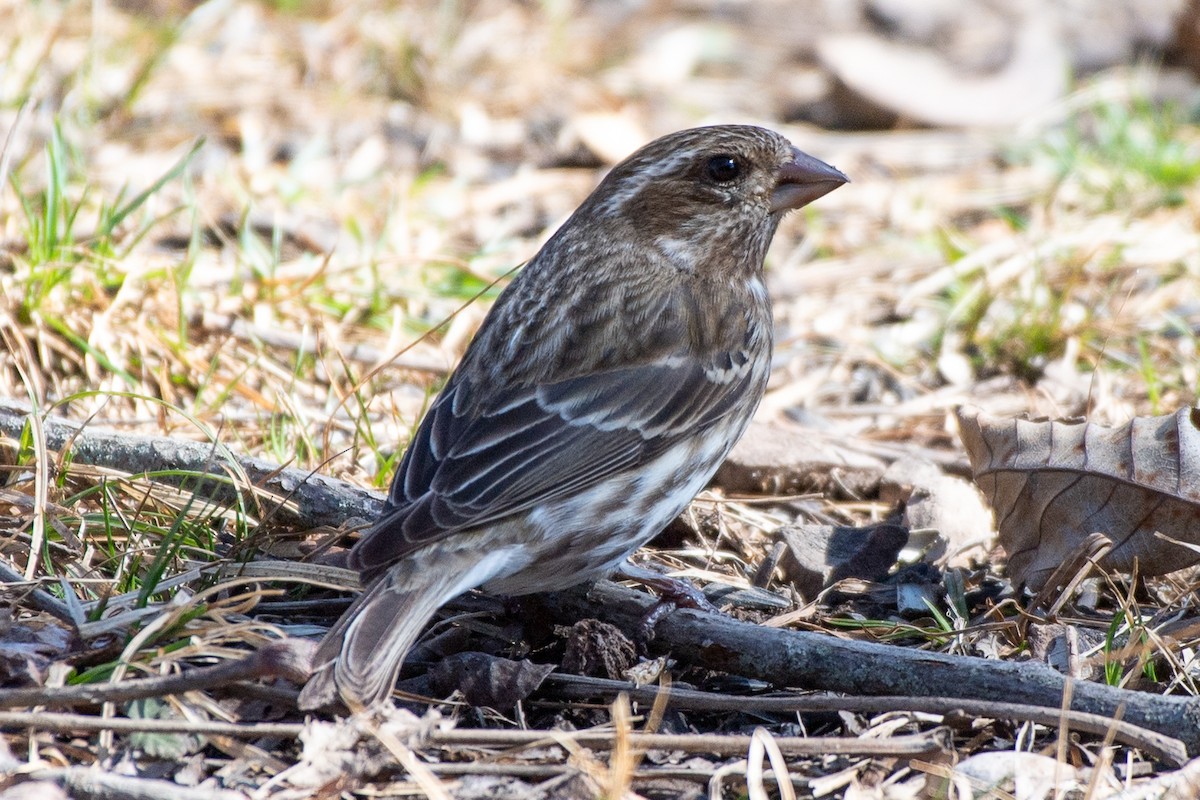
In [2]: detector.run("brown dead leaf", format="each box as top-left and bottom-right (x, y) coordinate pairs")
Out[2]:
(428, 652), (554, 709)
(957, 405), (1200, 590)
(0, 612), (75, 687)
(1026, 622), (1106, 680)
(952, 751), (1087, 797)
(774, 521), (908, 600)
(881, 457), (996, 567)
(560, 619), (636, 680)
(715, 421), (886, 498)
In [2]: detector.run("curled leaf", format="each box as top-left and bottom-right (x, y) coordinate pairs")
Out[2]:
(957, 406), (1200, 590)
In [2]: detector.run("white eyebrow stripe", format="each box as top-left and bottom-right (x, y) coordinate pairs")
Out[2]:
(594, 149), (696, 216)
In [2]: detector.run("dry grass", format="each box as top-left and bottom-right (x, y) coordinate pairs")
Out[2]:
(3, 0), (1200, 798)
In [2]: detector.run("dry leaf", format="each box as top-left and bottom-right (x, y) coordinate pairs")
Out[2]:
(0, 784), (70, 800)
(774, 522), (908, 599)
(0, 612), (75, 687)
(1026, 622), (1105, 680)
(881, 457), (995, 567)
(428, 652), (554, 709)
(715, 421), (886, 498)
(560, 619), (636, 680)
(952, 751), (1086, 798)
(279, 707), (443, 788)
(957, 405), (1200, 590)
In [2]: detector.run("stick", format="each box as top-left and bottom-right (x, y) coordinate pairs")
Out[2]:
(17, 766), (247, 800)
(537, 582), (1200, 759)
(544, 673), (1187, 767)
(0, 640), (311, 710)
(0, 399), (382, 530)
(0, 710), (948, 759)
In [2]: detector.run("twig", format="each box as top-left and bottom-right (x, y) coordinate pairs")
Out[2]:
(545, 674), (1187, 767)
(361, 713), (454, 800)
(424, 762), (810, 784)
(429, 727), (950, 758)
(537, 581), (1200, 761)
(0, 560), (74, 625)
(0, 399), (383, 530)
(17, 766), (247, 800)
(0, 640), (312, 710)
(0, 710), (948, 760)
(0, 711), (303, 738)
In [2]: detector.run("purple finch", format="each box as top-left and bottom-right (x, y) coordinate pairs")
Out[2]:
(300, 125), (847, 710)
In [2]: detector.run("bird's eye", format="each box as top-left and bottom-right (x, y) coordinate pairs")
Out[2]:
(705, 155), (740, 183)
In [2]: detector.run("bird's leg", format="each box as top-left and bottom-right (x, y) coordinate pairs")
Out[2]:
(615, 561), (722, 643)
(617, 561), (722, 611)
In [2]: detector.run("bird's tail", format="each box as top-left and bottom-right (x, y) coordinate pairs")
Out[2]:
(299, 566), (464, 711)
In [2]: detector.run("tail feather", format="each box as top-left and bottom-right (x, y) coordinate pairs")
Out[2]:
(298, 585), (373, 710)
(299, 549), (515, 711)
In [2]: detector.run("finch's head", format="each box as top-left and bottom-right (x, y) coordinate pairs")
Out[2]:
(575, 125), (847, 271)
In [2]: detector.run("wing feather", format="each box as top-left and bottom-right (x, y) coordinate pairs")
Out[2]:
(350, 350), (759, 577)
(350, 357), (753, 575)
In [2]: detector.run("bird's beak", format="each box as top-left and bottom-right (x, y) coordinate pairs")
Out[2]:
(770, 148), (849, 213)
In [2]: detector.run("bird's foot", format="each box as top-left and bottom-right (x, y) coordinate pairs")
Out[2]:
(615, 562), (722, 644)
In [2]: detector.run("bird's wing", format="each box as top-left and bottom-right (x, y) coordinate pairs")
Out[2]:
(348, 350), (759, 576)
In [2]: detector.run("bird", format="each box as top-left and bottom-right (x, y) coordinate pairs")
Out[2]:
(299, 125), (848, 711)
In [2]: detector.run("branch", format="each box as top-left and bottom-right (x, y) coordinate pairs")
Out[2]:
(538, 581), (1200, 759)
(0, 399), (383, 530)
